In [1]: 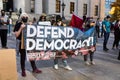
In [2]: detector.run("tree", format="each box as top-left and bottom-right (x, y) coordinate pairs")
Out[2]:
(110, 0), (120, 21)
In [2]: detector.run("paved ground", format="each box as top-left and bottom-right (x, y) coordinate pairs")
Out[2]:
(1, 33), (120, 80)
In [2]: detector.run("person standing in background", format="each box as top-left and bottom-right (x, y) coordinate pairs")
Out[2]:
(38, 13), (46, 22)
(95, 18), (100, 38)
(103, 16), (111, 51)
(8, 16), (13, 36)
(0, 10), (9, 49)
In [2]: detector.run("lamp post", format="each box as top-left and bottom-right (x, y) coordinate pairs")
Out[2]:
(9, 8), (12, 17)
(61, 0), (66, 20)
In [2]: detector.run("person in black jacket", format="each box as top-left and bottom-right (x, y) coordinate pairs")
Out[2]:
(14, 13), (42, 77)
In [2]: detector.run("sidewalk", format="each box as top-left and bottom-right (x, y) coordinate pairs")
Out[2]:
(2, 33), (120, 80)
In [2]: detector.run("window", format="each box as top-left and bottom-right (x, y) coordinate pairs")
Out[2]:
(56, 0), (61, 13)
(3, 0), (8, 2)
(94, 5), (98, 16)
(70, 2), (75, 14)
(83, 4), (87, 15)
(31, 0), (35, 13)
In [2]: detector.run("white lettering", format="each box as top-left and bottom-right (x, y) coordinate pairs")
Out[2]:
(51, 27), (58, 38)
(26, 39), (36, 50)
(54, 39), (63, 50)
(44, 40), (55, 50)
(36, 39), (44, 50)
(37, 26), (44, 37)
(67, 28), (74, 38)
(27, 25), (36, 37)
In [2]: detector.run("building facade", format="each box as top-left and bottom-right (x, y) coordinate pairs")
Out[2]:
(0, 0), (105, 20)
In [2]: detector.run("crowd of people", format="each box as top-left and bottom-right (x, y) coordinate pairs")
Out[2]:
(0, 9), (120, 77)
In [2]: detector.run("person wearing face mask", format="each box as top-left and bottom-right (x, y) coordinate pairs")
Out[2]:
(14, 13), (42, 77)
(0, 10), (9, 49)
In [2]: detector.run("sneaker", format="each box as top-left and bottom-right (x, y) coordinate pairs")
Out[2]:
(33, 69), (42, 73)
(85, 61), (90, 65)
(90, 61), (95, 65)
(53, 64), (59, 70)
(21, 70), (26, 77)
(103, 48), (109, 51)
(64, 66), (72, 71)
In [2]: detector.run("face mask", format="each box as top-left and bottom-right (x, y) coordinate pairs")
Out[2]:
(22, 17), (28, 23)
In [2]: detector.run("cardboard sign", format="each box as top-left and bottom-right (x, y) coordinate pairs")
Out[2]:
(0, 49), (18, 80)
(38, 21), (51, 26)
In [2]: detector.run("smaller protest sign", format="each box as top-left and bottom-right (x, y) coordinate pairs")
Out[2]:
(38, 21), (51, 26)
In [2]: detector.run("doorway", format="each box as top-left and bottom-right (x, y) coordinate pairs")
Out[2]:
(3, 0), (13, 12)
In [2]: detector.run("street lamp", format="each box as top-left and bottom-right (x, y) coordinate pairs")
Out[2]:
(9, 8), (12, 17)
(61, 0), (66, 20)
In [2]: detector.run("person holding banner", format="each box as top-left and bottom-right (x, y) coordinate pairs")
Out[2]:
(14, 13), (42, 77)
(83, 20), (96, 65)
(53, 18), (72, 70)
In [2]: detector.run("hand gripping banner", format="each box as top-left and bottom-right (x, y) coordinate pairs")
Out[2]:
(23, 25), (96, 61)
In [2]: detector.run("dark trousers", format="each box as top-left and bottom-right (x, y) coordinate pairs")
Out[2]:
(19, 43), (37, 71)
(103, 32), (110, 49)
(101, 26), (104, 37)
(0, 29), (7, 47)
(96, 27), (100, 38)
(113, 34), (120, 48)
(84, 52), (94, 61)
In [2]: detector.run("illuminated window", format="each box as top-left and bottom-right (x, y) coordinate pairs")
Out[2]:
(70, 2), (75, 14)
(56, 0), (61, 13)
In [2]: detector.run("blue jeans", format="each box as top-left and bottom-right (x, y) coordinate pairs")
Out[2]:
(103, 32), (110, 49)
(54, 58), (68, 66)
(7, 24), (12, 34)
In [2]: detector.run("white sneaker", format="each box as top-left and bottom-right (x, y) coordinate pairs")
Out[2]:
(64, 66), (72, 71)
(90, 61), (95, 65)
(54, 64), (59, 70)
(85, 61), (90, 65)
